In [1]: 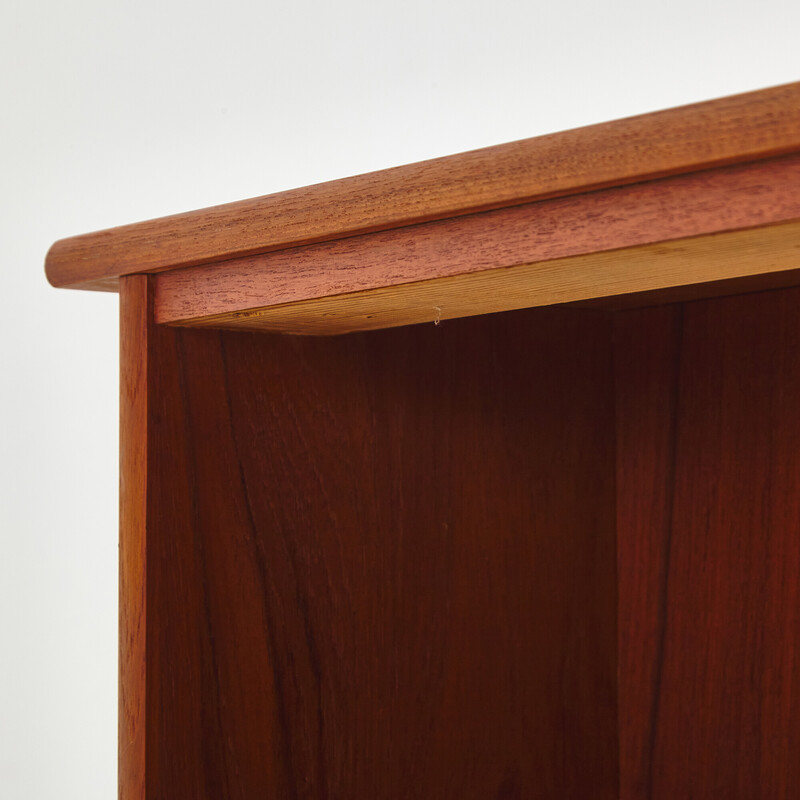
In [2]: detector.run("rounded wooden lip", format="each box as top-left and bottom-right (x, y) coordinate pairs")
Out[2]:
(46, 81), (800, 291)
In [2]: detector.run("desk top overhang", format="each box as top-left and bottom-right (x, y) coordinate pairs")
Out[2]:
(46, 82), (800, 334)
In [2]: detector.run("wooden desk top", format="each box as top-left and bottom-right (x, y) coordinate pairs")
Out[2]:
(47, 82), (800, 334)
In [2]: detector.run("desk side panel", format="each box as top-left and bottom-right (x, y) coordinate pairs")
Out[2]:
(119, 276), (149, 800)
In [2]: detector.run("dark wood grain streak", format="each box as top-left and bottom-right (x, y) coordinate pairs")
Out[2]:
(155, 154), (800, 327)
(615, 289), (800, 798)
(614, 304), (684, 800)
(123, 286), (619, 798)
(47, 82), (800, 290)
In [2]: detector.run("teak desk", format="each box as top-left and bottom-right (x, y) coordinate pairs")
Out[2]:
(48, 82), (800, 799)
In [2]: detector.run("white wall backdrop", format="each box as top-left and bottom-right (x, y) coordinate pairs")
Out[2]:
(1, 0), (798, 796)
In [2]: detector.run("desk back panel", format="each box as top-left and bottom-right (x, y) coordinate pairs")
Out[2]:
(120, 274), (619, 800)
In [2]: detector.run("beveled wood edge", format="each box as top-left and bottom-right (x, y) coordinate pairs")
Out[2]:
(46, 81), (800, 291)
(161, 222), (800, 335)
(153, 154), (800, 330)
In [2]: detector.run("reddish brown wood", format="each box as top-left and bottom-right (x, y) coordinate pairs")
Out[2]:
(119, 273), (800, 798)
(121, 283), (619, 798)
(119, 276), (149, 800)
(47, 82), (800, 290)
(153, 154), (800, 327)
(615, 289), (800, 798)
(614, 305), (683, 800)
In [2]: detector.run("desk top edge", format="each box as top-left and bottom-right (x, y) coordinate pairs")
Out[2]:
(46, 81), (800, 291)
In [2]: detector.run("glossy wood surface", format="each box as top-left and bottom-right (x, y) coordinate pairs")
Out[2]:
(616, 289), (800, 798)
(121, 283), (618, 799)
(154, 154), (800, 333)
(47, 82), (800, 291)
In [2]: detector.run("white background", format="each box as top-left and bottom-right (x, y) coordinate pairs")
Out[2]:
(1, 0), (798, 796)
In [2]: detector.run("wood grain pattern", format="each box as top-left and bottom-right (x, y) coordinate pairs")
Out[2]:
(154, 154), (800, 333)
(123, 275), (800, 796)
(566, 267), (800, 311)
(119, 276), (149, 800)
(122, 283), (619, 798)
(615, 289), (800, 798)
(160, 222), (800, 335)
(47, 81), (800, 291)
(614, 305), (683, 800)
